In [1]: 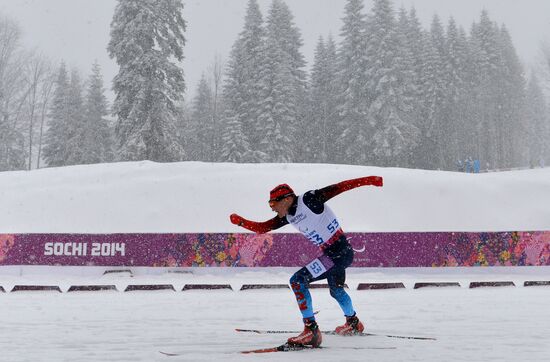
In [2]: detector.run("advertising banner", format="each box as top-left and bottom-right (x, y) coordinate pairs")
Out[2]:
(0, 231), (549, 267)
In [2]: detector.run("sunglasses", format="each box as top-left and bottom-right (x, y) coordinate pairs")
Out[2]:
(268, 193), (293, 206)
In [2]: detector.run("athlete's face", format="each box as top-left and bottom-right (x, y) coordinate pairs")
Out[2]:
(269, 196), (293, 218)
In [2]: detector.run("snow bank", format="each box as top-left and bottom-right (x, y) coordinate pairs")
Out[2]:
(0, 161), (548, 233)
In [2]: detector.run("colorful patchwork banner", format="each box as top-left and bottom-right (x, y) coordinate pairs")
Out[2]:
(0, 231), (549, 267)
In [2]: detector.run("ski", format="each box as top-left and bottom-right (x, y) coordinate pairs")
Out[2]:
(159, 351), (181, 356)
(242, 342), (319, 354)
(160, 347), (321, 357)
(160, 344), (393, 356)
(241, 342), (395, 354)
(235, 328), (436, 341)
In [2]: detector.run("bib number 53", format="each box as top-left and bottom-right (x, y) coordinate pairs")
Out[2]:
(305, 256), (334, 278)
(327, 218), (340, 233)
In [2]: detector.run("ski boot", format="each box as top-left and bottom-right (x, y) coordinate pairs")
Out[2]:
(287, 321), (322, 347)
(335, 314), (365, 335)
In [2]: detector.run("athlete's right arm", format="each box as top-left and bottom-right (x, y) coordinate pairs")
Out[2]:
(230, 213), (288, 234)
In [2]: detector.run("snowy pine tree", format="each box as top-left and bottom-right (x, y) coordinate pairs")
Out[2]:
(64, 69), (86, 165)
(81, 62), (114, 164)
(440, 17), (469, 169)
(43, 64), (112, 167)
(43, 63), (71, 167)
(257, 0), (306, 162)
(308, 35), (339, 163)
(403, 7), (430, 168)
(189, 73), (214, 161)
(427, 15), (449, 169)
(446, 20), (469, 160)
(469, 11), (502, 169)
(367, 0), (419, 166)
(108, 0), (186, 162)
(413, 16), (447, 169)
(525, 74), (548, 167)
(0, 16), (27, 171)
(453, 25), (476, 163)
(335, 0), (369, 164)
(220, 112), (252, 163)
(220, 0), (266, 162)
(220, 42), (258, 162)
(495, 25), (526, 168)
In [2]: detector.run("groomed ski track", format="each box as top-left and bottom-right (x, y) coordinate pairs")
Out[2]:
(0, 267), (549, 361)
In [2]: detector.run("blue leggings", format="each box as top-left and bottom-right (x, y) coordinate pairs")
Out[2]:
(289, 246), (355, 321)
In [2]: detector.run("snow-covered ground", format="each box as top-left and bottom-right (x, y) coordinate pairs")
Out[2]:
(1, 161), (549, 233)
(1, 267), (550, 361)
(1, 162), (549, 361)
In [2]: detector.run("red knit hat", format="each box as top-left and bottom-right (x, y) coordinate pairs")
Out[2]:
(269, 184), (295, 202)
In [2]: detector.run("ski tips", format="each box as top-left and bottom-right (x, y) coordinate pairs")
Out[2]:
(235, 328), (261, 334)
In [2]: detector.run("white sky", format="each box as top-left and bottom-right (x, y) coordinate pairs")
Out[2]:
(0, 0), (549, 101)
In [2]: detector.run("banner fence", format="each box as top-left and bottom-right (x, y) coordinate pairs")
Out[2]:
(0, 231), (549, 268)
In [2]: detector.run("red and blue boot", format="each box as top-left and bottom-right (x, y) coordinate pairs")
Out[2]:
(335, 314), (365, 335)
(288, 320), (322, 347)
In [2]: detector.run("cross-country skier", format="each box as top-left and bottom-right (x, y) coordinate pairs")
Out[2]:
(230, 176), (383, 348)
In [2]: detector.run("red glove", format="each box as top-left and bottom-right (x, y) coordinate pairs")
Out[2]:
(321, 176), (383, 201)
(340, 176), (383, 190)
(365, 176), (383, 187)
(230, 213), (245, 226)
(230, 213), (284, 233)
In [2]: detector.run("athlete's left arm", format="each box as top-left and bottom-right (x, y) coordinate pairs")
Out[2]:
(315, 176), (383, 203)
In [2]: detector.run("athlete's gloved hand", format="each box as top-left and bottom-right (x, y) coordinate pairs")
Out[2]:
(366, 176), (383, 187)
(349, 176), (383, 188)
(230, 213), (245, 226)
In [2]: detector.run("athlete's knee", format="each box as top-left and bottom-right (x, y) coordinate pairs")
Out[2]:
(290, 270), (308, 286)
(329, 286), (347, 300)
(289, 274), (301, 288)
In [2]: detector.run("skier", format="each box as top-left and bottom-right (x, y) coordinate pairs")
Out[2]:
(230, 176), (384, 348)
